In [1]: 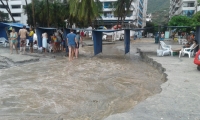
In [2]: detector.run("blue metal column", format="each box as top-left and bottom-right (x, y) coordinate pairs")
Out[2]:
(36, 28), (42, 47)
(93, 31), (102, 55)
(124, 29), (130, 54)
(196, 26), (200, 50)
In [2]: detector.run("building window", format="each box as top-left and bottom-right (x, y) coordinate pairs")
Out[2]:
(127, 11), (133, 17)
(104, 2), (113, 8)
(188, 3), (194, 7)
(12, 5), (21, 9)
(182, 10), (194, 17)
(11, 13), (21, 17)
(0, 5), (8, 8)
(183, 2), (194, 7)
(103, 12), (113, 18)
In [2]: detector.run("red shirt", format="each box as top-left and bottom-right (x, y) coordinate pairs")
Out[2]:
(81, 31), (84, 37)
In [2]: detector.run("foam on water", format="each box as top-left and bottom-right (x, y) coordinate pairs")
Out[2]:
(0, 44), (164, 119)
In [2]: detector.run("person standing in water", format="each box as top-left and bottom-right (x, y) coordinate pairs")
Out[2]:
(75, 32), (82, 58)
(19, 25), (28, 54)
(66, 29), (76, 61)
(9, 28), (18, 54)
(28, 27), (34, 53)
(42, 32), (48, 53)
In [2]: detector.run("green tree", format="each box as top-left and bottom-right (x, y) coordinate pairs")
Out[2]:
(192, 11), (200, 26)
(69, 0), (102, 27)
(24, 0), (69, 27)
(114, 0), (134, 27)
(0, 0), (15, 22)
(168, 15), (192, 26)
(0, 11), (8, 21)
(143, 21), (156, 35)
(168, 15), (193, 32)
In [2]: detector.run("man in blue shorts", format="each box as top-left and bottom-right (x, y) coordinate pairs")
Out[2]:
(66, 29), (76, 61)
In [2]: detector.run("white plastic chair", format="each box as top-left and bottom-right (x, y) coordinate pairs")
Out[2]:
(181, 39), (188, 45)
(179, 44), (197, 58)
(47, 43), (52, 52)
(178, 38), (182, 44)
(89, 32), (92, 38)
(33, 44), (38, 50)
(159, 41), (173, 56)
(0, 37), (9, 47)
(102, 35), (107, 40)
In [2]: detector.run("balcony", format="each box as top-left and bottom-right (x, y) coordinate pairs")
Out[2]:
(138, 20), (142, 25)
(139, 0), (143, 6)
(138, 13), (143, 19)
(101, 15), (134, 21)
(103, 8), (114, 12)
(13, 16), (21, 21)
(10, 9), (22, 13)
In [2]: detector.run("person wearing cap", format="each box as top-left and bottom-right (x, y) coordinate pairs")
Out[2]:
(18, 25), (28, 54)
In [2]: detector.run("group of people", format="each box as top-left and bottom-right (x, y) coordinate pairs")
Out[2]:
(8, 26), (83, 61)
(9, 25), (35, 54)
(180, 33), (199, 54)
(40, 29), (82, 61)
(41, 30), (66, 53)
(66, 29), (82, 61)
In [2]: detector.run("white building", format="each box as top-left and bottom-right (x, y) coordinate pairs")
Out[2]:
(146, 13), (152, 22)
(0, 0), (31, 24)
(169, 0), (197, 19)
(99, 0), (148, 28)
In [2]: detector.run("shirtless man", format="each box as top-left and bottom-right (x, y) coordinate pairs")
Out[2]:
(19, 25), (28, 54)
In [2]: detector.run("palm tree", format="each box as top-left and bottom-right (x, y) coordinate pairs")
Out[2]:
(32, 0), (36, 27)
(24, 0), (69, 27)
(69, 0), (102, 28)
(114, 0), (134, 27)
(46, 0), (49, 27)
(0, 10), (8, 21)
(0, 0), (15, 22)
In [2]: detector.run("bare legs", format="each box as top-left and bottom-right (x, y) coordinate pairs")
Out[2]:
(75, 48), (79, 58)
(10, 42), (13, 54)
(30, 42), (33, 53)
(68, 46), (75, 61)
(10, 42), (18, 54)
(15, 42), (18, 54)
(43, 48), (47, 53)
(20, 47), (26, 54)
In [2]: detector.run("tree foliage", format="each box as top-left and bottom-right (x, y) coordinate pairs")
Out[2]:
(114, 0), (134, 26)
(0, 0), (15, 22)
(192, 11), (200, 26)
(168, 15), (192, 26)
(0, 11), (8, 22)
(143, 21), (156, 35)
(168, 15), (195, 32)
(69, 0), (102, 27)
(24, 0), (69, 27)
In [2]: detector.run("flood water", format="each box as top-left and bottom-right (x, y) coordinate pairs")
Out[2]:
(0, 43), (164, 120)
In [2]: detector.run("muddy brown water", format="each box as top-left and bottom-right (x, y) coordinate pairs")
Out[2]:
(0, 43), (164, 120)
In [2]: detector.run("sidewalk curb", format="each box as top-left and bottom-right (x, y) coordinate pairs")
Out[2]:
(137, 48), (168, 82)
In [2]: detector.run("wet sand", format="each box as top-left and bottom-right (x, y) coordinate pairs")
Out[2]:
(0, 42), (164, 119)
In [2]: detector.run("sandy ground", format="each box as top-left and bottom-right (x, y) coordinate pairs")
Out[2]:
(0, 39), (164, 120)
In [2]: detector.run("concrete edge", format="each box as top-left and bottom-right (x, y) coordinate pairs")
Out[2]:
(137, 48), (168, 82)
